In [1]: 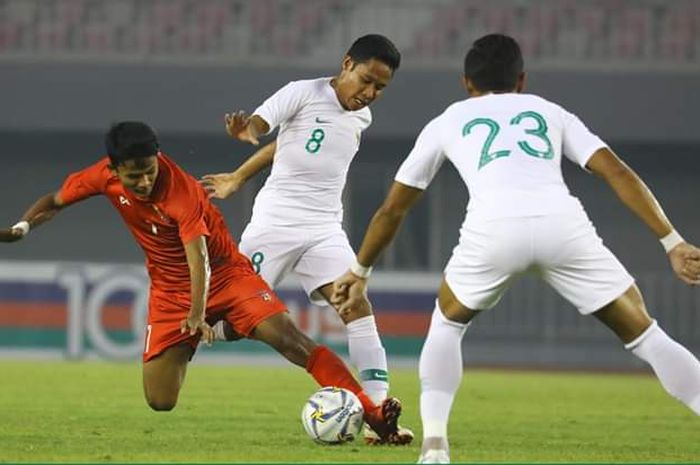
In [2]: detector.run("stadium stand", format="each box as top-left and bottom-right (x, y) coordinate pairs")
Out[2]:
(0, 0), (697, 69)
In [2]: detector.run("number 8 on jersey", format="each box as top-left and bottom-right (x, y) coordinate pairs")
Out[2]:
(305, 128), (325, 154)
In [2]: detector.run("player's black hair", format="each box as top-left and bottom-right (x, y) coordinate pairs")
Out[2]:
(346, 34), (401, 72)
(105, 121), (160, 166)
(464, 34), (523, 92)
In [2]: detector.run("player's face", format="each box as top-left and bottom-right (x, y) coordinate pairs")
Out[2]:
(335, 57), (393, 111)
(114, 155), (159, 199)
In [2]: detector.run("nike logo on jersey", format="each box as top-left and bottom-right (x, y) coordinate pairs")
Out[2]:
(315, 117), (331, 124)
(119, 195), (131, 206)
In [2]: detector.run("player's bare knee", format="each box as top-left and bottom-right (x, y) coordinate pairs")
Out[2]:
(148, 400), (176, 412)
(594, 285), (654, 343)
(145, 394), (178, 412)
(438, 280), (477, 324)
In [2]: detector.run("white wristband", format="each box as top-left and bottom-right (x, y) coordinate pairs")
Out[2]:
(350, 261), (373, 279)
(660, 229), (684, 253)
(11, 220), (30, 236)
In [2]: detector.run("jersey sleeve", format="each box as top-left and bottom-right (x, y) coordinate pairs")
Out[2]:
(394, 116), (446, 190)
(167, 177), (211, 244)
(359, 107), (372, 131)
(58, 159), (110, 205)
(561, 109), (608, 169)
(253, 81), (309, 133)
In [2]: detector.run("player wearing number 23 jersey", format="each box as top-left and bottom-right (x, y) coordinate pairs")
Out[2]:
(396, 91), (634, 313)
(330, 34), (700, 463)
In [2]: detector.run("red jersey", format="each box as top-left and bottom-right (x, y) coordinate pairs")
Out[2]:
(59, 153), (255, 295)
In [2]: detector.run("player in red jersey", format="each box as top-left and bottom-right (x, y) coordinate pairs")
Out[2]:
(0, 121), (408, 444)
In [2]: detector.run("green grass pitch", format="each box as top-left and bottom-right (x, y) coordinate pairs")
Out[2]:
(0, 360), (697, 463)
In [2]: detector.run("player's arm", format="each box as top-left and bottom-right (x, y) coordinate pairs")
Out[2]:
(355, 182), (424, 268)
(332, 115), (445, 308)
(331, 182), (424, 311)
(225, 82), (308, 146)
(180, 235), (214, 343)
(200, 141), (277, 199)
(586, 148), (700, 285)
(224, 111), (270, 146)
(0, 192), (66, 243)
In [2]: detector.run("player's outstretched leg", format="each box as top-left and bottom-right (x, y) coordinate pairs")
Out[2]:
(306, 344), (411, 445)
(418, 282), (477, 464)
(250, 311), (411, 444)
(594, 285), (700, 415)
(142, 343), (194, 411)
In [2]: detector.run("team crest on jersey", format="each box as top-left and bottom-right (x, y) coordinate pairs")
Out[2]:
(119, 195), (131, 206)
(258, 291), (272, 302)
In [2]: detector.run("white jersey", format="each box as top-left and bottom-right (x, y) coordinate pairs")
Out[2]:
(395, 93), (607, 222)
(250, 77), (371, 228)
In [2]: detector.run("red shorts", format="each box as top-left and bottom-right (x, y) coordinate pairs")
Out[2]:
(143, 274), (287, 362)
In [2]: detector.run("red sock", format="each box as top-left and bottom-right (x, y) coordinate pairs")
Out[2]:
(306, 345), (378, 414)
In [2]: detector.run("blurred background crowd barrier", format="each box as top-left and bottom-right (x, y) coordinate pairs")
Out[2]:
(0, 0), (698, 368)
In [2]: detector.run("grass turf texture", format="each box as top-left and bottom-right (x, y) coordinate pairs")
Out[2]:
(0, 361), (697, 463)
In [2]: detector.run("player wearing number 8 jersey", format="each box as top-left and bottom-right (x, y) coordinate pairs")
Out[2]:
(200, 34), (413, 445)
(331, 34), (700, 463)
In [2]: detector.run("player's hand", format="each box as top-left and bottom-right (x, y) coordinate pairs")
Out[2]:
(331, 270), (368, 315)
(180, 314), (214, 345)
(331, 270), (359, 304)
(224, 111), (259, 145)
(0, 227), (26, 243)
(338, 281), (372, 319)
(668, 242), (700, 286)
(199, 172), (244, 199)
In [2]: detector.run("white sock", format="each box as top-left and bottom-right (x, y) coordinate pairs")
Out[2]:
(626, 320), (700, 415)
(347, 315), (389, 404)
(420, 301), (470, 441)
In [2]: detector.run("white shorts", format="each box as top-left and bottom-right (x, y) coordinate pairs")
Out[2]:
(239, 223), (355, 305)
(445, 213), (634, 315)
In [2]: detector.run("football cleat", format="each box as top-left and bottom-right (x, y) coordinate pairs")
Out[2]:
(364, 423), (414, 445)
(363, 397), (413, 445)
(417, 449), (450, 463)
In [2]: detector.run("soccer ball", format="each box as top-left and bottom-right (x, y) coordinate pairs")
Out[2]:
(301, 387), (364, 444)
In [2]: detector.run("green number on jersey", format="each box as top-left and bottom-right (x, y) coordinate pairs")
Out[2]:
(250, 251), (264, 274)
(462, 118), (511, 169)
(510, 111), (553, 159)
(463, 111), (553, 169)
(305, 128), (325, 154)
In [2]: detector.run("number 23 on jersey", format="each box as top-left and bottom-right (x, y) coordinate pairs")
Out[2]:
(463, 111), (553, 169)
